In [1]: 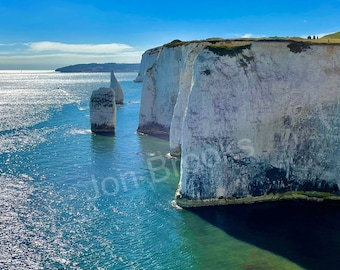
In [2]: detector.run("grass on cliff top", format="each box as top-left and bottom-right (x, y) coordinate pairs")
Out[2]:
(321, 31), (340, 39)
(319, 31), (340, 43)
(163, 39), (191, 48)
(162, 33), (340, 50)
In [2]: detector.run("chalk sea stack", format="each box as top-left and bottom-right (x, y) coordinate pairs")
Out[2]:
(90, 87), (116, 135)
(110, 70), (124, 104)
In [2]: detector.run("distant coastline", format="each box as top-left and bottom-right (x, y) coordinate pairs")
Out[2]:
(55, 63), (140, 73)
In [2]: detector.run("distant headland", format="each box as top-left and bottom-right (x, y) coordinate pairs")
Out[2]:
(55, 63), (140, 73)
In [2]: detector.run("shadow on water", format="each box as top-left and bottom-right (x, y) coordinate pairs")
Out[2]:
(90, 133), (116, 154)
(189, 201), (340, 270)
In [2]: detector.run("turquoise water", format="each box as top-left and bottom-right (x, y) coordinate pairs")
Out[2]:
(0, 71), (339, 269)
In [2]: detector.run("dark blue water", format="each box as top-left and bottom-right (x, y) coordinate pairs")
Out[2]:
(0, 71), (339, 270)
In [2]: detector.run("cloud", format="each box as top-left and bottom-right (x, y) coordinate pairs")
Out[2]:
(226, 33), (267, 39)
(25, 41), (133, 54)
(0, 52), (143, 69)
(0, 41), (144, 69)
(241, 33), (253, 38)
(0, 43), (17, 46)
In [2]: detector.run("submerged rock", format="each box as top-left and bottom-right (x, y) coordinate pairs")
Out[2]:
(110, 70), (124, 104)
(90, 87), (116, 135)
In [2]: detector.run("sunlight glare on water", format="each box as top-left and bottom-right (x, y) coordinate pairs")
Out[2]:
(1, 71), (338, 269)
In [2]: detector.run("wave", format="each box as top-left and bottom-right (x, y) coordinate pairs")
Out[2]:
(127, 100), (140, 104)
(77, 106), (88, 111)
(68, 129), (92, 135)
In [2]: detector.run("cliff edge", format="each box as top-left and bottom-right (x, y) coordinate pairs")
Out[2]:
(137, 38), (340, 207)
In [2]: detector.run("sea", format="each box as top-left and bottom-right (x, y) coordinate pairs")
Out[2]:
(0, 70), (339, 270)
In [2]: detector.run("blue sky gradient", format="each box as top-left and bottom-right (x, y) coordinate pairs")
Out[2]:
(0, 0), (340, 69)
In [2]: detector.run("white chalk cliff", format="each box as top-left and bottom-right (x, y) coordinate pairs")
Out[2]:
(137, 41), (207, 138)
(137, 39), (340, 207)
(134, 48), (160, 83)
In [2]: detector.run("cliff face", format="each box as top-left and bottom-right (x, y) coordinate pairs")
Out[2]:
(137, 42), (207, 138)
(138, 40), (340, 206)
(134, 48), (160, 83)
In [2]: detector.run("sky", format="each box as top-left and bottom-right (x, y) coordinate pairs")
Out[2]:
(0, 0), (340, 69)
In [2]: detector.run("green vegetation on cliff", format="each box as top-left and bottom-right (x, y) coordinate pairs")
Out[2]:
(321, 31), (340, 39)
(206, 43), (252, 57)
(162, 32), (340, 53)
(319, 31), (340, 43)
(287, 41), (311, 53)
